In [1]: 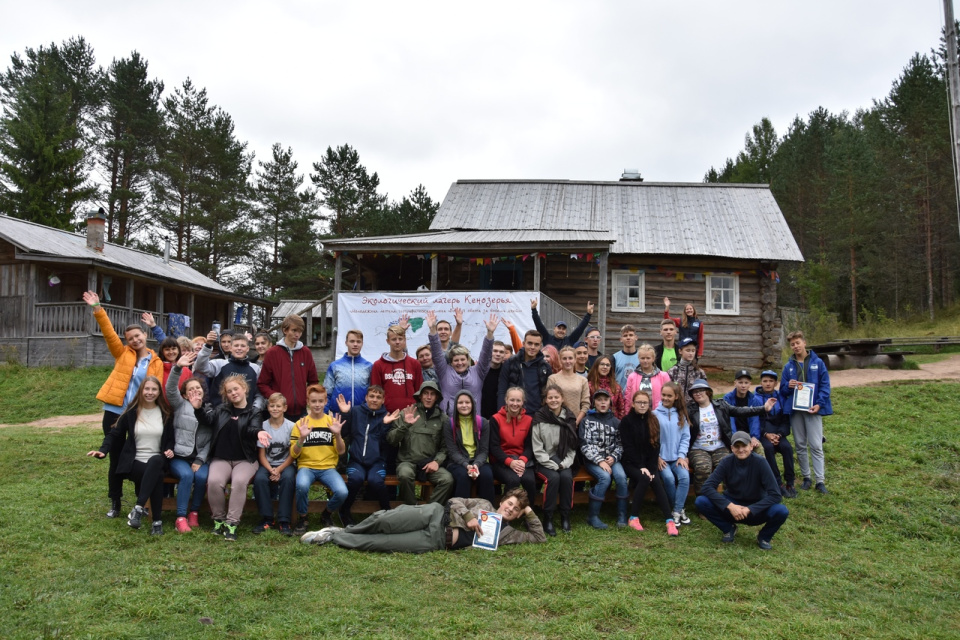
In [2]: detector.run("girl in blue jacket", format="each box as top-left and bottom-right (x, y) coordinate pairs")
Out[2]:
(653, 382), (692, 525)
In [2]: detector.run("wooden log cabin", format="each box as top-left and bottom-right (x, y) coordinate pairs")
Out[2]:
(0, 212), (271, 367)
(324, 179), (803, 370)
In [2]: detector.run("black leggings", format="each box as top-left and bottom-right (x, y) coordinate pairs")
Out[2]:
(536, 467), (573, 515)
(102, 412), (124, 499)
(621, 461), (673, 520)
(491, 463), (537, 502)
(127, 456), (166, 518)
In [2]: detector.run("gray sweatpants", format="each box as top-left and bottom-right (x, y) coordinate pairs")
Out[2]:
(791, 412), (825, 483)
(331, 503), (447, 553)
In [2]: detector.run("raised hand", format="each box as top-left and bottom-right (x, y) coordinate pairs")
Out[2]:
(663, 297), (671, 309)
(177, 351), (197, 368)
(586, 301), (595, 315)
(82, 291), (100, 307)
(397, 313), (411, 333)
(329, 415), (344, 435)
(402, 404), (417, 424)
(186, 386), (204, 409)
(297, 417), (312, 439)
(141, 312), (156, 328)
(383, 409), (401, 425)
(454, 308), (464, 325)
(206, 330), (217, 345)
(483, 313), (500, 335)
(530, 298), (538, 309)
(502, 317), (515, 330)
(763, 397), (778, 412)
(426, 310), (438, 333)
(336, 393), (351, 413)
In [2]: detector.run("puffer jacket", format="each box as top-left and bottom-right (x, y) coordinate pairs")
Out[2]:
(93, 307), (163, 406)
(166, 366), (213, 464)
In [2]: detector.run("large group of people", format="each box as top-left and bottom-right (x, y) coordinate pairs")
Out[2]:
(85, 291), (832, 553)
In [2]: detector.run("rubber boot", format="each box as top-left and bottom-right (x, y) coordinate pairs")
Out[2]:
(586, 498), (608, 530)
(616, 498), (629, 528)
(542, 510), (556, 537)
(560, 513), (572, 533)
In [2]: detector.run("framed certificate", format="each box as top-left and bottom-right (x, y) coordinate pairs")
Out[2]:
(472, 511), (503, 551)
(793, 382), (816, 412)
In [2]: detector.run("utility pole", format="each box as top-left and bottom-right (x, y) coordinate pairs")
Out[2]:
(943, 0), (960, 244)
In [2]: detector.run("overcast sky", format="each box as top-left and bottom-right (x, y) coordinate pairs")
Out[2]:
(0, 1), (950, 210)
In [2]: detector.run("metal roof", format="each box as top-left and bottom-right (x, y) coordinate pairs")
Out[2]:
(271, 299), (332, 319)
(428, 180), (803, 261)
(0, 215), (267, 302)
(325, 229), (613, 251)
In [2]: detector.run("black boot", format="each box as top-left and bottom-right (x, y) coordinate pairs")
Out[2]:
(542, 510), (556, 537)
(106, 498), (122, 518)
(560, 513), (572, 533)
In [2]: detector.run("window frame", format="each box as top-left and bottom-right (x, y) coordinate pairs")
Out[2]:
(705, 274), (740, 315)
(611, 269), (645, 313)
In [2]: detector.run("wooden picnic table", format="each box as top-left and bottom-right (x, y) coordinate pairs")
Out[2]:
(807, 339), (907, 370)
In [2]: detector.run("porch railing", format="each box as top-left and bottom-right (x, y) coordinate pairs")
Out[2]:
(34, 302), (168, 338)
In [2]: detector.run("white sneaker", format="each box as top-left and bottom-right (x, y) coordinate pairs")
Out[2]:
(679, 509), (692, 525)
(300, 526), (343, 545)
(672, 511), (684, 527)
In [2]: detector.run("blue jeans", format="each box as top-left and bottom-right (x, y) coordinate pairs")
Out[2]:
(660, 460), (690, 513)
(584, 461), (630, 500)
(295, 467), (348, 516)
(253, 465), (296, 523)
(345, 461), (390, 512)
(168, 457), (209, 517)
(694, 495), (789, 542)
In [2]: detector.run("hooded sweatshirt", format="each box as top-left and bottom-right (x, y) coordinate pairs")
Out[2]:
(342, 401), (389, 467)
(257, 340), (320, 418)
(443, 390), (490, 469)
(371, 352), (423, 413)
(430, 333), (492, 416)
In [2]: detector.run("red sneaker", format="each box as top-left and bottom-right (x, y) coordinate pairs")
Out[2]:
(175, 517), (192, 533)
(628, 517), (644, 532)
(666, 520), (679, 537)
(187, 511), (200, 528)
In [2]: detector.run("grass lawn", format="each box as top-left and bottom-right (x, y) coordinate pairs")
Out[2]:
(1, 383), (958, 638)
(0, 364), (108, 423)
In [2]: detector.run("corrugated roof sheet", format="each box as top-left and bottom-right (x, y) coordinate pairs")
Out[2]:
(0, 215), (261, 299)
(429, 180), (803, 261)
(326, 229), (613, 249)
(271, 299), (332, 319)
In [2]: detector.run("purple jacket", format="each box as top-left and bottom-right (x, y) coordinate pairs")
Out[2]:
(430, 332), (493, 416)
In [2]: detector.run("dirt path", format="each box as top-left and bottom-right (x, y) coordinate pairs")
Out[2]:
(3, 354), (960, 429)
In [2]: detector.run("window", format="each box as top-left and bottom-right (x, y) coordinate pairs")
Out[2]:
(706, 274), (739, 314)
(612, 270), (645, 312)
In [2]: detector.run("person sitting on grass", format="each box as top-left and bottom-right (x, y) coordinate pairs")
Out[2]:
(82, 290), (164, 519)
(619, 390), (679, 536)
(87, 375), (174, 535)
(165, 352), (212, 533)
(200, 375), (272, 541)
(387, 381), (455, 506)
(252, 393), (297, 536)
(444, 390), (495, 504)
(694, 431), (789, 550)
(667, 337), (706, 401)
(292, 385), (348, 534)
(579, 388), (629, 529)
(301, 487), (545, 552)
(754, 370), (796, 498)
(336, 386), (400, 525)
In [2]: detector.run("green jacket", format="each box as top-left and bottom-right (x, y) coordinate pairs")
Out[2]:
(387, 404), (448, 466)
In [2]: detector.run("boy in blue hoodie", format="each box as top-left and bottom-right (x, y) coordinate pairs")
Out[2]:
(722, 370), (763, 450)
(335, 386), (400, 525)
(755, 370), (795, 498)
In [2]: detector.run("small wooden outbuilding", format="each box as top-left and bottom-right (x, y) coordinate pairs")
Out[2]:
(324, 179), (803, 370)
(0, 212), (271, 367)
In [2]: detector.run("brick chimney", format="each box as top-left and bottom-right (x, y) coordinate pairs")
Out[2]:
(86, 208), (107, 252)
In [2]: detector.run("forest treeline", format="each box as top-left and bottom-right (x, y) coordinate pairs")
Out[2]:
(0, 37), (438, 302)
(706, 45), (959, 328)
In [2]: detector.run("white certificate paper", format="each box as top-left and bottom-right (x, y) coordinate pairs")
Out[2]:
(793, 382), (816, 412)
(472, 511), (503, 551)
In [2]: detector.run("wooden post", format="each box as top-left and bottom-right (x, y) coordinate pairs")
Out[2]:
(125, 279), (134, 327)
(24, 263), (37, 338)
(597, 252), (608, 346)
(332, 253), (342, 345)
(156, 286), (164, 331)
(943, 0), (960, 223)
(305, 305), (313, 347)
(533, 255), (540, 292)
(320, 299), (327, 346)
(227, 302), (235, 330)
(430, 255), (438, 290)
(87, 269), (99, 335)
(187, 293), (195, 332)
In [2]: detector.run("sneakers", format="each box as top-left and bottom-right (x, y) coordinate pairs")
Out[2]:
(666, 520), (679, 537)
(815, 482), (829, 495)
(678, 509), (691, 525)
(187, 511), (200, 528)
(301, 526), (343, 545)
(800, 477), (812, 491)
(175, 517), (191, 533)
(223, 523), (238, 541)
(127, 505), (148, 530)
(151, 521), (164, 536)
(252, 519), (274, 534)
(721, 524), (738, 543)
(671, 511), (684, 526)
(757, 535), (773, 550)
(278, 522), (293, 536)
(294, 516), (309, 534)
(628, 517), (644, 532)
(781, 485), (797, 499)
(106, 498), (122, 518)
(211, 519), (225, 536)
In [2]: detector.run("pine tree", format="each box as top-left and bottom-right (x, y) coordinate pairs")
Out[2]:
(310, 144), (388, 237)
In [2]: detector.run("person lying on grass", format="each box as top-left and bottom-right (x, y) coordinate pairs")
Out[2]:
(300, 487), (545, 552)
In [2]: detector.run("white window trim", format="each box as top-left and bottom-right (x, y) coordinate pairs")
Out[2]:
(706, 274), (740, 315)
(611, 269), (645, 313)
